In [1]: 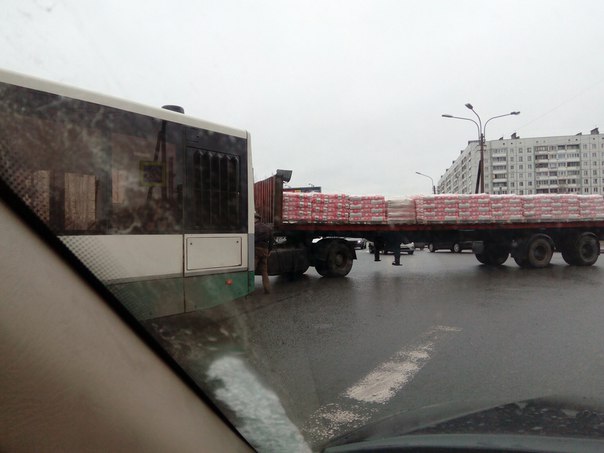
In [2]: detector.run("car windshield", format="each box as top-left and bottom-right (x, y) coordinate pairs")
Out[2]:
(2, 1), (604, 452)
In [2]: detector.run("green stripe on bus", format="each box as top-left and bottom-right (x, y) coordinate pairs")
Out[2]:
(184, 272), (251, 312)
(109, 271), (254, 321)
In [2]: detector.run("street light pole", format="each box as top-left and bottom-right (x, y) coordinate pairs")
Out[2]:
(441, 114), (482, 193)
(442, 107), (520, 194)
(415, 171), (436, 194)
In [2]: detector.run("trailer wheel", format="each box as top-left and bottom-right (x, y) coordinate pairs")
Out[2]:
(325, 242), (353, 277)
(475, 244), (508, 265)
(560, 249), (576, 265)
(315, 261), (329, 277)
(453, 242), (462, 253)
(513, 256), (530, 268)
(475, 252), (490, 265)
(571, 233), (600, 266)
(488, 246), (509, 265)
(292, 263), (310, 276)
(526, 235), (554, 268)
(428, 243), (435, 253)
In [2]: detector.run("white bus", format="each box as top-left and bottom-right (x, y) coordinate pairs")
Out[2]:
(0, 69), (255, 321)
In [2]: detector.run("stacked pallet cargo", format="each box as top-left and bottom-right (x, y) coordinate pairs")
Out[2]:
(415, 195), (459, 223)
(580, 195), (604, 220)
(522, 194), (575, 222)
(282, 192), (313, 223)
(491, 195), (523, 222)
(386, 197), (417, 224)
(311, 193), (350, 223)
(349, 195), (387, 223)
(458, 194), (492, 222)
(279, 190), (604, 225)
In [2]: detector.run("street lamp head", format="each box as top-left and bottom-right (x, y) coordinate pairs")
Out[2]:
(442, 114), (453, 118)
(465, 103), (474, 110)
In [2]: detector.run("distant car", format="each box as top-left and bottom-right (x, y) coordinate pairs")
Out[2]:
(427, 241), (473, 253)
(414, 242), (426, 250)
(312, 237), (367, 250)
(346, 238), (367, 249)
(368, 241), (415, 255)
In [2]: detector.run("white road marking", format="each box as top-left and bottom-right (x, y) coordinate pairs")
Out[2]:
(345, 325), (461, 404)
(303, 325), (461, 445)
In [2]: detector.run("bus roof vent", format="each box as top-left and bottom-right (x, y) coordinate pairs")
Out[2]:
(162, 105), (185, 114)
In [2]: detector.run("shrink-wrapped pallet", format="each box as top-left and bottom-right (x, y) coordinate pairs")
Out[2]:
(349, 195), (387, 224)
(523, 194), (580, 222)
(415, 194), (459, 223)
(457, 194), (492, 223)
(311, 193), (350, 223)
(282, 192), (313, 223)
(491, 195), (524, 223)
(579, 194), (604, 220)
(386, 196), (417, 224)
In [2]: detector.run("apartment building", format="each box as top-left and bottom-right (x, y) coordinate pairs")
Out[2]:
(437, 129), (604, 195)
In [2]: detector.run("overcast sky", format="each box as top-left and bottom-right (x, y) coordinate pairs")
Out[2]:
(3, 0), (604, 196)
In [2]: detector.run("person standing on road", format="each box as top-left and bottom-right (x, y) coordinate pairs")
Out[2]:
(254, 212), (273, 294)
(373, 237), (384, 262)
(386, 234), (402, 266)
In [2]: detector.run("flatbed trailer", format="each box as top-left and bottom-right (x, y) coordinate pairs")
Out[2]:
(254, 174), (604, 277)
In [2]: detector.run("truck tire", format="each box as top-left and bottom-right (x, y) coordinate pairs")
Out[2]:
(513, 255), (530, 268)
(325, 242), (353, 277)
(290, 263), (310, 277)
(453, 242), (462, 253)
(475, 244), (508, 265)
(475, 252), (490, 265)
(488, 246), (509, 265)
(560, 249), (576, 265)
(428, 243), (435, 253)
(526, 235), (554, 268)
(315, 261), (329, 277)
(567, 232), (600, 266)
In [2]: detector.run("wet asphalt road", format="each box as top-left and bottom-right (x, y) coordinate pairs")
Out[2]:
(147, 248), (604, 450)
